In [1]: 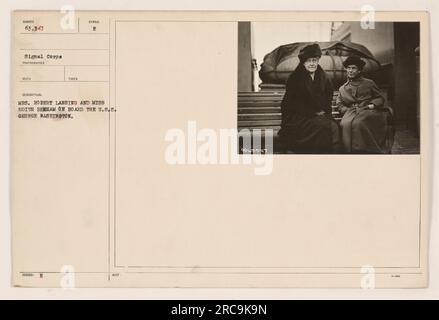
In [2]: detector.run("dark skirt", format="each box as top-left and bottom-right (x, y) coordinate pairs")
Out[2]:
(279, 114), (341, 154)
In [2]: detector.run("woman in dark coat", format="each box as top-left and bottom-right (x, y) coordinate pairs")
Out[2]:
(279, 44), (341, 154)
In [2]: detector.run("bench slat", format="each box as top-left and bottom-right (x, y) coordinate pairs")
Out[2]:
(238, 113), (282, 121)
(238, 101), (282, 107)
(238, 119), (282, 127)
(238, 126), (281, 131)
(238, 95), (284, 101)
(238, 107), (281, 114)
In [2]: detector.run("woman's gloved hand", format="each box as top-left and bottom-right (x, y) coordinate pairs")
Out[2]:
(339, 106), (349, 115)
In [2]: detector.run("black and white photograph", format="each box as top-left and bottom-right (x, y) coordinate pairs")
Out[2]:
(3, 4), (436, 298)
(238, 21), (421, 154)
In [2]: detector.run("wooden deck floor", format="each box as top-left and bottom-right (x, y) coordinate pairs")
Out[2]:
(391, 127), (420, 154)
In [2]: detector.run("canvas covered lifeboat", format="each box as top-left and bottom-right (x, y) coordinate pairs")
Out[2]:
(259, 41), (381, 89)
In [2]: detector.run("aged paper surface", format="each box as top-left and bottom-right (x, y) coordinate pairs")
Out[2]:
(11, 11), (430, 288)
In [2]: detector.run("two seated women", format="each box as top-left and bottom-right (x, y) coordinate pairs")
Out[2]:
(278, 43), (392, 154)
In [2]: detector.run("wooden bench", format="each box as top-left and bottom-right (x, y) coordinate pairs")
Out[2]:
(238, 90), (342, 153)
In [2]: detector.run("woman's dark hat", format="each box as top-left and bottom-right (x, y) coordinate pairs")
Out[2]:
(298, 43), (322, 63)
(343, 56), (366, 69)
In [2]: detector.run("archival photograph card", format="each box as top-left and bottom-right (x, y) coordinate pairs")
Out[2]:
(11, 10), (431, 288)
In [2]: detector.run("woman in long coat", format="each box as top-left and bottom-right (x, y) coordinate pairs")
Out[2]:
(337, 56), (392, 154)
(279, 44), (341, 154)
